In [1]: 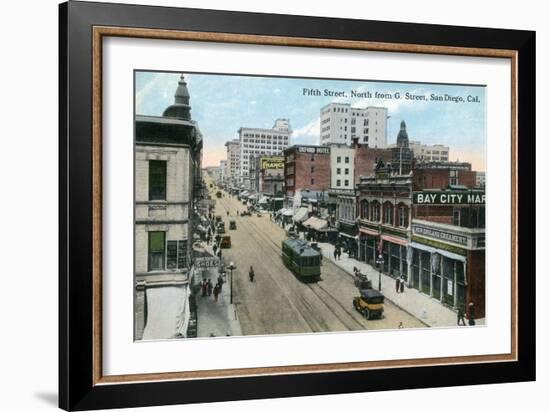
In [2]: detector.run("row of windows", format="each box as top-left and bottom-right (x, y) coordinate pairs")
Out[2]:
(336, 156), (350, 163)
(335, 168), (350, 175)
(242, 133), (287, 139)
(335, 179), (350, 187)
(148, 231), (188, 272)
(359, 200), (410, 228)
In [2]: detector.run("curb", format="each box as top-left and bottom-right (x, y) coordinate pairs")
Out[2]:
(320, 247), (432, 328)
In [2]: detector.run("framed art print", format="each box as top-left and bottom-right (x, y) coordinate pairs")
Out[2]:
(59, 1), (535, 410)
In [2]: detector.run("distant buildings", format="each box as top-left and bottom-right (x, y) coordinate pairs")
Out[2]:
(284, 145), (331, 207)
(320, 103), (388, 148)
(249, 155), (285, 196)
(389, 140), (450, 162)
(225, 139), (240, 186)
(237, 119), (291, 188)
(135, 74), (202, 340)
(476, 171), (486, 188)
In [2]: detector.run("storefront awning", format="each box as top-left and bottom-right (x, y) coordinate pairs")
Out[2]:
(359, 227), (379, 236)
(410, 242), (466, 262)
(277, 208), (294, 217)
(293, 207), (309, 223)
(381, 234), (408, 246)
(303, 216), (328, 231)
(142, 286), (189, 340)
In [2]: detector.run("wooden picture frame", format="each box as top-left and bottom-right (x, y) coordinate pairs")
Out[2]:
(59, 1), (535, 410)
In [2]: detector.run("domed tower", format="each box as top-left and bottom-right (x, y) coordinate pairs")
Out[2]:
(396, 120), (409, 148)
(162, 74), (192, 120)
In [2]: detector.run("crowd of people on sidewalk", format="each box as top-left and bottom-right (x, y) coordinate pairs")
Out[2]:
(198, 275), (225, 302)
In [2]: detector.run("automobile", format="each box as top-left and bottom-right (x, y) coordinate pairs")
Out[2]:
(353, 289), (385, 320)
(216, 191), (222, 198)
(229, 220), (237, 230)
(353, 271), (372, 290)
(241, 210), (252, 217)
(220, 235), (231, 248)
(286, 227), (297, 238)
(217, 222), (226, 234)
(215, 215), (222, 223)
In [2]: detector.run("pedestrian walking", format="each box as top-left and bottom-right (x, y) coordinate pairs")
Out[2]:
(213, 244), (218, 255)
(333, 248), (338, 260)
(398, 321), (404, 329)
(201, 280), (207, 297)
(207, 279), (213, 296)
(395, 277), (400, 293)
(337, 248), (342, 260)
(249, 265), (255, 282)
(468, 302), (476, 326)
(213, 284), (220, 302)
(198, 279), (204, 295)
(457, 304), (466, 326)
(217, 275), (224, 291)
(399, 276), (405, 293)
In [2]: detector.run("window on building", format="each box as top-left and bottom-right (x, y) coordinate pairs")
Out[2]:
(450, 169), (459, 185)
(148, 160), (167, 201)
(311, 178), (315, 185)
(148, 231), (165, 271)
(336, 179), (341, 187)
(383, 202), (394, 225)
(311, 166), (315, 173)
(360, 200), (369, 219)
(344, 180), (349, 186)
(337, 156), (341, 163)
(398, 205), (409, 227)
(345, 168), (349, 175)
(371, 201), (380, 222)
(345, 156), (350, 163)
(336, 168), (341, 174)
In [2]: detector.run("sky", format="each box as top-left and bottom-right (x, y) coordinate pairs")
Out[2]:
(135, 71), (486, 171)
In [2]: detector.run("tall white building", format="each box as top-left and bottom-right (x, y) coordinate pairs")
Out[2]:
(389, 140), (450, 162)
(225, 139), (240, 186)
(320, 103), (388, 148)
(219, 160), (227, 184)
(238, 118), (291, 186)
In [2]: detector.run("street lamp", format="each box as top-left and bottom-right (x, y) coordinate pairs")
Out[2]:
(227, 261), (236, 304)
(376, 254), (384, 291)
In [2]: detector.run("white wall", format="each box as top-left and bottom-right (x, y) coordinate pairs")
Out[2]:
(0, 1), (546, 412)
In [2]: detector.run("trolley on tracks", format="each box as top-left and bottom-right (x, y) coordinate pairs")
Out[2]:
(281, 238), (321, 282)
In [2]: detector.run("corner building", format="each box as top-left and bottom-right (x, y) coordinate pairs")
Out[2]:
(135, 74), (202, 339)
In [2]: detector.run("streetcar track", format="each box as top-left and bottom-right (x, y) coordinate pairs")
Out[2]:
(234, 207), (368, 331)
(218, 197), (324, 333)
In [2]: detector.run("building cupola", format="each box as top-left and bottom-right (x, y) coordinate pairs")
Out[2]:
(162, 74), (192, 120)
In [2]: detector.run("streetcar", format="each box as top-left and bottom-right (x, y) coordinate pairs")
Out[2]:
(281, 238), (321, 282)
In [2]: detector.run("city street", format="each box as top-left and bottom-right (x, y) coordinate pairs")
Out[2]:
(207, 184), (426, 336)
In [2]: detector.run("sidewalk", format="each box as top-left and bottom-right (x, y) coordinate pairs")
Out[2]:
(316, 242), (484, 328)
(195, 247), (242, 338)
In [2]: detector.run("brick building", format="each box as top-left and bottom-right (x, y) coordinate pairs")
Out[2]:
(284, 145), (330, 207)
(410, 188), (486, 318)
